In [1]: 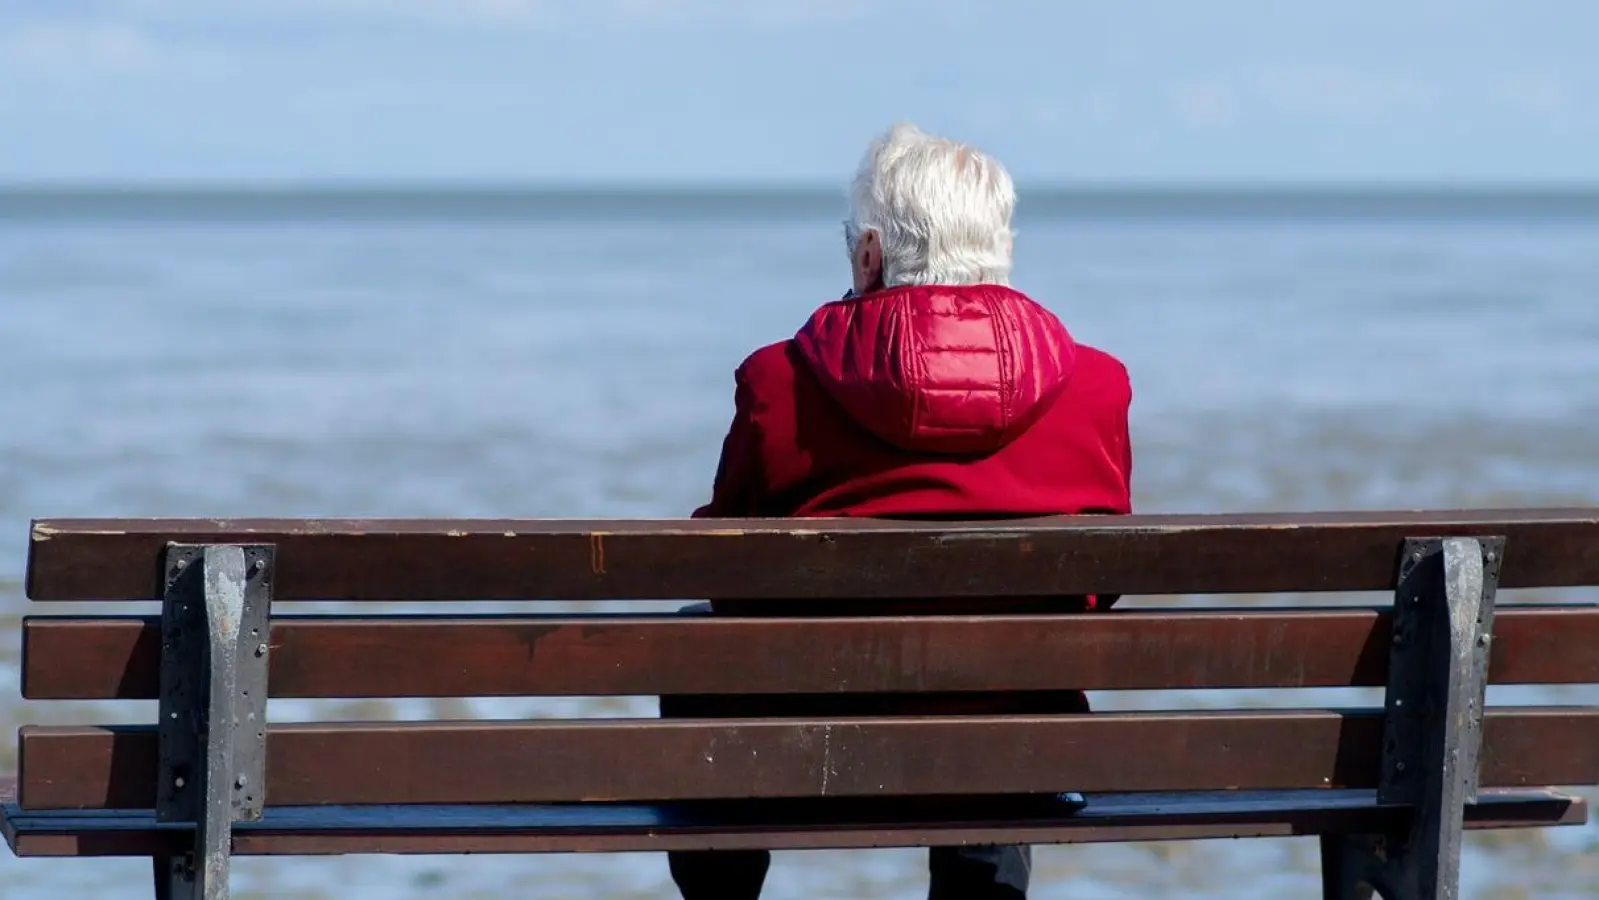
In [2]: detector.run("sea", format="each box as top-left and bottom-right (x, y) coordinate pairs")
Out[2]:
(2, 187), (1598, 899)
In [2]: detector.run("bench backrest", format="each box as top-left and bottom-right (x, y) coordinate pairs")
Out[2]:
(16, 512), (1599, 811)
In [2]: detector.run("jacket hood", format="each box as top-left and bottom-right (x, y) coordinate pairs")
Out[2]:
(793, 284), (1077, 455)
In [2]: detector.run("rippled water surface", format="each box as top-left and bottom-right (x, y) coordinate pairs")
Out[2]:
(3, 191), (1598, 898)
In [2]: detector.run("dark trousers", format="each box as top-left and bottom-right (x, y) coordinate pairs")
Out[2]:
(668, 843), (1031, 900)
(661, 604), (1091, 900)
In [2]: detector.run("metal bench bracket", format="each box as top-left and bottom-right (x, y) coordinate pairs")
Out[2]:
(155, 543), (273, 900)
(1322, 535), (1504, 900)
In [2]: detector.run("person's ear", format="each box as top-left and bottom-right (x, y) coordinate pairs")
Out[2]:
(852, 230), (884, 294)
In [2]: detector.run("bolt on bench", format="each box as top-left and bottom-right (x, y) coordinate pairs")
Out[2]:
(4, 512), (1599, 900)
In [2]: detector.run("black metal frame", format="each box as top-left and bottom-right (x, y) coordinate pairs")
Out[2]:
(1321, 536), (1504, 900)
(135, 536), (1504, 900)
(153, 544), (273, 900)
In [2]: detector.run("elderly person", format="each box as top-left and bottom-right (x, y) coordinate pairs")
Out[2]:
(666, 123), (1134, 900)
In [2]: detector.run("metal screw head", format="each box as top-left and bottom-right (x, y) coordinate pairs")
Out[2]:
(173, 559), (188, 572)
(235, 775), (248, 789)
(252, 558), (267, 572)
(1485, 551), (1496, 562)
(1395, 698), (1405, 708)
(1478, 634), (1491, 647)
(1395, 761), (1407, 773)
(1412, 550), (1424, 561)
(255, 642), (268, 657)
(174, 776), (186, 789)
(1393, 633), (1405, 646)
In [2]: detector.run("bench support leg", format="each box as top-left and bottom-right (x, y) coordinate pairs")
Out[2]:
(154, 855), (188, 900)
(1320, 536), (1502, 900)
(155, 544), (274, 900)
(1320, 832), (1389, 900)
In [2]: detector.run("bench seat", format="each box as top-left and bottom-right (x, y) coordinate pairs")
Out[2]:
(4, 789), (1586, 858)
(12, 514), (1599, 899)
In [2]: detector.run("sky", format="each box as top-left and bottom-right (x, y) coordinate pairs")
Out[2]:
(1, 0), (1596, 185)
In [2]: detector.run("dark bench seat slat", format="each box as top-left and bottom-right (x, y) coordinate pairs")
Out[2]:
(23, 606), (1599, 700)
(20, 708), (1599, 810)
(28, 510), (1599, 602)
(2, 790), (1585, 858)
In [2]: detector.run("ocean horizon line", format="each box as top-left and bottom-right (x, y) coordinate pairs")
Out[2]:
(6, 182), (1599, 221)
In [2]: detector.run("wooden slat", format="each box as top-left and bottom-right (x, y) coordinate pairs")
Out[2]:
(2, 790), (1585, 857)
(26, 510), (1599, 601)
(23, 606), (1599, 700)
(18, 708), (1599, 810)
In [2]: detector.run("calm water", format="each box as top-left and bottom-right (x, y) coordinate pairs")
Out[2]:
(2, 190), (1598, 899)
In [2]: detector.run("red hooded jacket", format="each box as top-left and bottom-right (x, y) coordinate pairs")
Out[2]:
(680, 283), (1134, 716)
(697, 283), (1132, 524)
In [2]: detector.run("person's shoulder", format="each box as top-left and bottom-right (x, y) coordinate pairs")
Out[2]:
(1071, 342), (1131, 392)
(733, 339), (801, 389)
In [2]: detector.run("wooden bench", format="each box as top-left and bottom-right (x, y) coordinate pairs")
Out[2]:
(4, 512), (1599, 900)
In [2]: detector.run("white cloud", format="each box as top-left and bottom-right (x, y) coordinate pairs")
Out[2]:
(1248, 65), (1438, 120)
(81, 0), (555, 29)
(1486, 72), (1581, 117)
(1, 21), (157, 72)
(1169, 81), (1238, 129)
(17, 0), (907, 32)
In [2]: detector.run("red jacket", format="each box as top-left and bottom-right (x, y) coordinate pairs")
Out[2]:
(681, 283), (1133, 715)
(697, 283), (1133, 523)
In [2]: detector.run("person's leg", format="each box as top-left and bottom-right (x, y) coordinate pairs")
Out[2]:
(661, 603), (772, 899)
(921, 684), (1088, 899)
(668, 848), (772, 900)
(927, 844), (1031, 900)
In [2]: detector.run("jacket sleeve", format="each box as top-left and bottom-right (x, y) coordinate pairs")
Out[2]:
(1092, 398), (1135, 611)
(1120, 410), (1134, 504)
(692, 368), (765, 519)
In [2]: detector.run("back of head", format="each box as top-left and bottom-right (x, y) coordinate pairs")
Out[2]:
(847, 123), (1016, 287)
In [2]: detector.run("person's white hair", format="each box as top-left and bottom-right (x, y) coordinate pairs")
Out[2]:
(846, 122), (1016, 287)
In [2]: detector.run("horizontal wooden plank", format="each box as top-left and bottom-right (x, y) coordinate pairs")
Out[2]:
(26, 510), (1599, 601)
(18, 708), (1599, 810)
(23, 606), (1599, 700)
(2, 789), (1585, 857)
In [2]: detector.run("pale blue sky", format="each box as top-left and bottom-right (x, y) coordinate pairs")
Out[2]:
(2, 1), (1596, 184)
